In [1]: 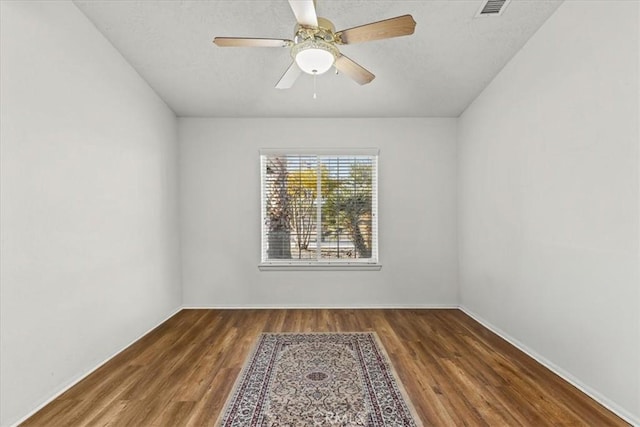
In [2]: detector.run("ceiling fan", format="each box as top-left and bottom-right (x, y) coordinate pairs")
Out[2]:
(213, 0), (416, 89)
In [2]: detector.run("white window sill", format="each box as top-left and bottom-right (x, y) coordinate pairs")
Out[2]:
(258, 263), (382, 271)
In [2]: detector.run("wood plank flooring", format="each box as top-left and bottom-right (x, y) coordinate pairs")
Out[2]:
(22, 309), (628, 426)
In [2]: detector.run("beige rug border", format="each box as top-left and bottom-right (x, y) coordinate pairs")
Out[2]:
(214, 333), (265, 427)
(369, 332), (425, 427)
(215, 331), (424, 427)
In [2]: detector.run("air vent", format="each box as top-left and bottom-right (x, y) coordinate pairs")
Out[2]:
(475, 0), (511, 17)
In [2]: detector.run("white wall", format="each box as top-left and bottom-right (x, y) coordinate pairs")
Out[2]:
(179, 118), (458, 308)
(458, 1), (639, 423)
(637, 3), (640, 420)
(0, 2), (181, 426)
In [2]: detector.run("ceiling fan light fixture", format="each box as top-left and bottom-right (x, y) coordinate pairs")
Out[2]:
(214, 5), (416, 89)
(291, 38), (338, 75)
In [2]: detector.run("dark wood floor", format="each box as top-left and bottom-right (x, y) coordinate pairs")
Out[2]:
(23, 309), (627, 426)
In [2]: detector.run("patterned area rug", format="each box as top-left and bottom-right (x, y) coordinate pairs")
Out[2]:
(216, 332), (423, 427)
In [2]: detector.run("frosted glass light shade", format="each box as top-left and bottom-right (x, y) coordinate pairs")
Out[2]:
(295, 48), (334, 74)
(291, 39), (338, 75)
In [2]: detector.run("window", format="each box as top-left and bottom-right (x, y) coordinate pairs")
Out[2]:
(260, 149), (379, 270)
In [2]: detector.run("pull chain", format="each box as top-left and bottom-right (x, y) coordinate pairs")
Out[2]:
(313, 71), (317, 99)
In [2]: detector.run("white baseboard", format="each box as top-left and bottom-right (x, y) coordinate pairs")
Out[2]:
(182, 304), (460, 309)
(459, 306), (639, 427)
(10, 306), (183, 427)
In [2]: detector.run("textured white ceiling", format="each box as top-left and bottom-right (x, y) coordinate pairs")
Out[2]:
(73, 0), (563, 117)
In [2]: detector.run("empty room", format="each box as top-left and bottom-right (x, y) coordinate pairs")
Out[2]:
(1, 0), (638, 426)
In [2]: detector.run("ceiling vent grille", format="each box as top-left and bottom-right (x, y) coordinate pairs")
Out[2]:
(476, 0), (511, 17)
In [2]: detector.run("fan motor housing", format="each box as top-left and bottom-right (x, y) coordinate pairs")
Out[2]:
(294, 17), (336, 44)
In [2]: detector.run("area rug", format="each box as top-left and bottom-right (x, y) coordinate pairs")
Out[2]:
(216, 332), (423, 427)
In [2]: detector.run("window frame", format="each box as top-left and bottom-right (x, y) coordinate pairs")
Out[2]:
(259, 148), (381, 271)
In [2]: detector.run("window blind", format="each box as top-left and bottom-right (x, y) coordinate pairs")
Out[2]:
(260, 151), (378, 265)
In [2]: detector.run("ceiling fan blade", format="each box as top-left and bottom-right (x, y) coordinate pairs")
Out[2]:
(335, 14), (416, 45)
(288, 0), (318, 27)
(213, 37), (292, 48)
(275, 62), (302, 89)
(334, 55), (375, 85)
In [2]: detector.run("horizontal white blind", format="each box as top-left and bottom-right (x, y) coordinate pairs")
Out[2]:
(261, 152), (378, 264)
